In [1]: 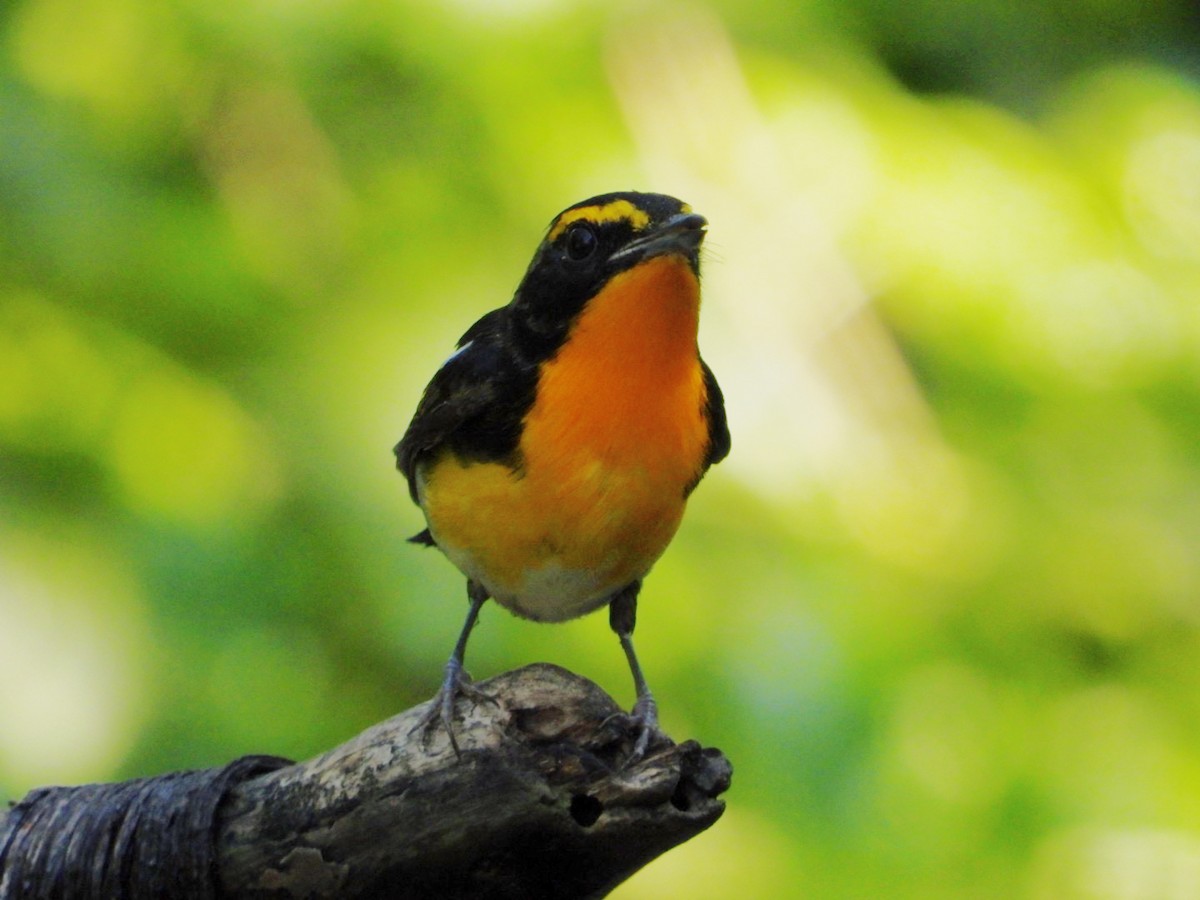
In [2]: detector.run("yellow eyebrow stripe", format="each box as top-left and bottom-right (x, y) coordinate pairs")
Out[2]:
(547, 199), (651, 241)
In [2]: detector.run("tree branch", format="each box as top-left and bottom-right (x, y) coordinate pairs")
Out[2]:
(1, 664), (731, 899)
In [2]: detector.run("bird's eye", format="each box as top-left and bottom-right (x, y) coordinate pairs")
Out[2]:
(563, 223), (597, 261)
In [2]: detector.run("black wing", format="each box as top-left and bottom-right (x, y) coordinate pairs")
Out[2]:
(394, 308), (532, 503)
(701, 357), (731, 468)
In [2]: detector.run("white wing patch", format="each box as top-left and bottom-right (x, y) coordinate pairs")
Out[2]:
(440, 340), (474, 368)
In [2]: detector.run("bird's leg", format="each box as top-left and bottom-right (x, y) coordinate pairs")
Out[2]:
(412, 579), (493, 756)
(609, 580), (661, 760)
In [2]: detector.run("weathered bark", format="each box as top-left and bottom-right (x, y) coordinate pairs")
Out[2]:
(1, 664), (731, 899)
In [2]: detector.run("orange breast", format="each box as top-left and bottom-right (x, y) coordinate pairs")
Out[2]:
(420, 254), (709, 621)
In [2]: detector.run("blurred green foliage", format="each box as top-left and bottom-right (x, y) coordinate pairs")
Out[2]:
(4, 0), (1200, 896)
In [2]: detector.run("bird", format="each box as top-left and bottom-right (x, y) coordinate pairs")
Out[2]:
(395, 191), (730, 757)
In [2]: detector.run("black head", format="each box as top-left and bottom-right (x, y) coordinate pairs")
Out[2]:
(508, 191), (706, 358)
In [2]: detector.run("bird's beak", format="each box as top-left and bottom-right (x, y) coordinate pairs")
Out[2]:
(611, 212), (708, 266)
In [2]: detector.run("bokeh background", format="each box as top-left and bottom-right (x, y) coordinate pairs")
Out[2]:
(4, 0), (1200, 896)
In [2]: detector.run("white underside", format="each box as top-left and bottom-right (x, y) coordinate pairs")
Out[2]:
(502, 563), (618, 621)
(441, 543), (624, 622)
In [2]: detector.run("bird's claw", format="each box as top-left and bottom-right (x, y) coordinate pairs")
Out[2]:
(629, 692), (660, 761)
(601, 693), (663, 765)
(410, 658), (497, 756)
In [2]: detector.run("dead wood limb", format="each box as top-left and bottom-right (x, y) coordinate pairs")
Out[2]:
(1, 664), (732, 899)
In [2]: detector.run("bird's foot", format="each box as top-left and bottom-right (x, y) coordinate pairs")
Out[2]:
(629, 692), (661, 761)
(601, 693), (664, 765)
(410, 657), (496, 756)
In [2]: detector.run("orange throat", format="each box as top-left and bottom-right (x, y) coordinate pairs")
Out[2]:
(523, 253), (706, 468)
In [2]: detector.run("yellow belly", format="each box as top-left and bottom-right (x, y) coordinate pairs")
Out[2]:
(417, 453), (687, 621)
